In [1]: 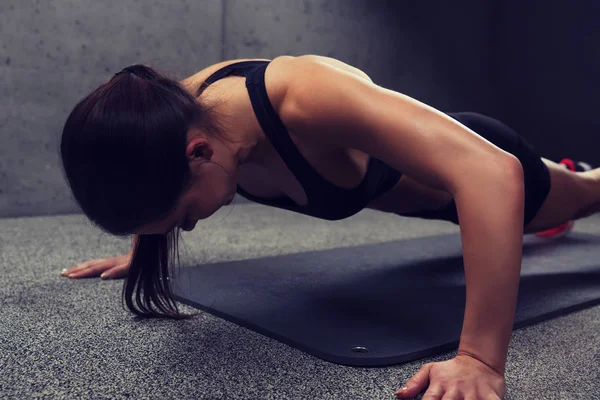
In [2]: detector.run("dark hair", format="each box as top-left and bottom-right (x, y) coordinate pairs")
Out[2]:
(60, 64), (232, 320)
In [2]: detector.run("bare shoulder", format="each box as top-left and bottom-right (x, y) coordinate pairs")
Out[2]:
(180, 55), (376, 151)
(265, 54), (373, 101)
(289, 54), (373, 82)
(181, 54), (371, 83)
(180, 54), (372, 105)
(179, 57), (271, 93)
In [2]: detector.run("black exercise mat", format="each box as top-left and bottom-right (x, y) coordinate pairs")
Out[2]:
(172, 232), (600, 367)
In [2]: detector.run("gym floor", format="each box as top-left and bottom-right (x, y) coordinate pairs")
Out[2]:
(1, 204), (599, 399)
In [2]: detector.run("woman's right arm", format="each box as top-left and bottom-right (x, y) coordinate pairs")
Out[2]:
(60, 234), (137, 280)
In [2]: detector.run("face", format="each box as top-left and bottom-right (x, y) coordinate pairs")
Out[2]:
(137, 135), (237, 235)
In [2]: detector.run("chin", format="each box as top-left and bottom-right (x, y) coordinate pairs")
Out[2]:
(225, 192), (235, 205)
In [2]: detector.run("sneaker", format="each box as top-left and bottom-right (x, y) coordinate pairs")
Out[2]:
(534, 158), (591, 238)
(534, 220), (575, 238)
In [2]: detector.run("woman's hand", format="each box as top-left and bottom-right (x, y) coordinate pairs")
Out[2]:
(395, 353), (506, 399)
(61, 253), (132, 280)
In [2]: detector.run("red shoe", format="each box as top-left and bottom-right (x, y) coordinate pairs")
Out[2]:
(535, 158), (577, 238)
(535, 220), (575, 238)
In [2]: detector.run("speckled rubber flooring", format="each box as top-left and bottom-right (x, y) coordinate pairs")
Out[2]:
(1, 205), (599, 399)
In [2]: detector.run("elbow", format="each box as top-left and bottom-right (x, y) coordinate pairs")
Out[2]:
(494, 155), (525, 202)
(487, 153), (524, 185)
(504, 154), (523, 173)
(502, 155), (524, 188)
(453, 156), (525, 225)
(450, 154), (524, 197)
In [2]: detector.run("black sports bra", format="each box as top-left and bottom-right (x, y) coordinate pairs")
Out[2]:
(201, 60), (403, 221)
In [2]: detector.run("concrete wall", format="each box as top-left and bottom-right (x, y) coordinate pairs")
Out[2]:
(0, 0), (518, 219)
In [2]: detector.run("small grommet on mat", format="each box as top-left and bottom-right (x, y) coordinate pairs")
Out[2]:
(351, 346), (369, 353)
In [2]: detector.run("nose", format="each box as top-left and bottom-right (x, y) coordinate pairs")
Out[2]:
(181, 219), (197, 232)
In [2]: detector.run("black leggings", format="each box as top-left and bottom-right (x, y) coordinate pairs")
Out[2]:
(400, 112), (552, 227)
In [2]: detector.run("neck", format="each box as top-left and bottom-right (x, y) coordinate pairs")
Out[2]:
(234, 128), (268, 166)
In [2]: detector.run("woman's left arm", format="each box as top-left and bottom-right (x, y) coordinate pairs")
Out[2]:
(275, 56), (524, 398)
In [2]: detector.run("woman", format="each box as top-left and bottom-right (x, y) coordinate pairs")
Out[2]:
(59, 55), (599, 400)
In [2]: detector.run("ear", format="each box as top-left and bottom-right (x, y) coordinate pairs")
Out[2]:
(187, 139), (213, 161)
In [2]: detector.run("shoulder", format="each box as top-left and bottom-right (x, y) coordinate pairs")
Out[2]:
(268, 55), (381, 149)
(265, 54), (374, 119)
(271, 54), (373, 83)
(266, 54), (373, 93)
(180, 54), (372, 109)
